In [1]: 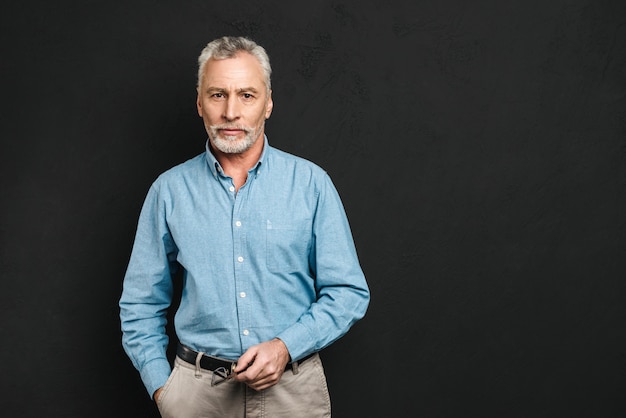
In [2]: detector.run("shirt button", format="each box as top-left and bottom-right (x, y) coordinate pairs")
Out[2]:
(243, 329), (249, 336)
(235, 221), (242, 227)
(237, 256), (244, 263)
(229, 186), (235, 192)
(239, 292), (246, 298)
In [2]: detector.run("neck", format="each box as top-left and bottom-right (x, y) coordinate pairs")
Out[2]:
(211, 135), (264, 191)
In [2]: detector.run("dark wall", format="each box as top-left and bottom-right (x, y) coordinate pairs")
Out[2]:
(2, 1), (625, 417)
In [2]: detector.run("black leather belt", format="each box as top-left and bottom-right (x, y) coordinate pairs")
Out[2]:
(177, 343), (315, 372)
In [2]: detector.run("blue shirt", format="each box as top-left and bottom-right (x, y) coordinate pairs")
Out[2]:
(119, 137), (370, 396)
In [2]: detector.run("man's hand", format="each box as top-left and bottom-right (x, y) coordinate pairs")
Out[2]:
(233, 338), (291, 391)
(153, 387), (163, 403)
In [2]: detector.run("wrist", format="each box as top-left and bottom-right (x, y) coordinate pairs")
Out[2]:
(272, 338), (291, 362)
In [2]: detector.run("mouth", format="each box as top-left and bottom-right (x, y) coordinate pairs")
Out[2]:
(213, 124), (252, 138)
(219, 128), (244, 136)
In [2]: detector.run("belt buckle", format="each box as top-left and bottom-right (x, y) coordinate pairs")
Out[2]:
(211, 362), (237, 386)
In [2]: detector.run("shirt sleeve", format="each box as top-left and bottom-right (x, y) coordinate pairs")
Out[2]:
(119, 182), (178, 397)
(276, 173), (370, 361)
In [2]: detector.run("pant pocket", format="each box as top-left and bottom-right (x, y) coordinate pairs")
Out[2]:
(156, 363), (180, 414)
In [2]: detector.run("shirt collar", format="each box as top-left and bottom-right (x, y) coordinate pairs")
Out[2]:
(204, 135), (269, 179)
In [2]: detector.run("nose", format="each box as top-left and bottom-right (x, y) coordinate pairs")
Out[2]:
(223, 96), (240, 122)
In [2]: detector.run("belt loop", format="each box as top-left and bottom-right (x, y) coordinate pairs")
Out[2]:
(194, 351), (204, 378)
(292, 360), (299, 375)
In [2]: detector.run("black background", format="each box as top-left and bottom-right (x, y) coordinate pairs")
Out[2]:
(2, 1), (626, 417)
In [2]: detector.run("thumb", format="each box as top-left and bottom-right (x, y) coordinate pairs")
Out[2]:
(235, 347), (257, 373)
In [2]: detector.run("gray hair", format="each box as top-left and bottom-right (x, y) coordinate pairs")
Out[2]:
(197, 36), (272, 91)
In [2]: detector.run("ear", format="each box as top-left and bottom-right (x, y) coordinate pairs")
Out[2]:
(265, 90), (273, 119)
(196, 87), (203, 117)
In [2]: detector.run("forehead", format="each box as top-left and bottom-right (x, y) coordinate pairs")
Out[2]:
(201, 52), (266, 90)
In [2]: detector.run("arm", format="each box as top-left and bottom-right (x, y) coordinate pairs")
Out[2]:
(275, 174), (370, 362)
(119, 183), (178, 398)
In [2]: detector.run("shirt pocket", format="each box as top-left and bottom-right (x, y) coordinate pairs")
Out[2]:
(265, 219), (312, 273)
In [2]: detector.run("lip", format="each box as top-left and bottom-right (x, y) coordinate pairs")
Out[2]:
(220, 129), (243, 135)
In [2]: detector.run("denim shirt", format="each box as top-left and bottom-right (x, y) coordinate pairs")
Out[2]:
(119, 137), (370, 396)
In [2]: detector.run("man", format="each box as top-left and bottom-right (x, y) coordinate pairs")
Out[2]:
(119, 36), (370, 417)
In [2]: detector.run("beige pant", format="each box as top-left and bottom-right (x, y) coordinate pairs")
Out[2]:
(156, 353), (331, 418)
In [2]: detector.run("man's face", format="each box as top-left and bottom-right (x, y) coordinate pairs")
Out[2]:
(197, 52), (273, 155)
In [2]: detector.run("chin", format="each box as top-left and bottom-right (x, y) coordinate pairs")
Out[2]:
(212, 137), (255, 154)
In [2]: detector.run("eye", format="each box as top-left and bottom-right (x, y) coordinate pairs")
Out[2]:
(241, 93), (255, 100)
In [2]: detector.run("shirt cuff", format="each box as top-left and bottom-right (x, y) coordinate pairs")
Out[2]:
(139, 357), (172, 398)
(276, 322), (316, 362)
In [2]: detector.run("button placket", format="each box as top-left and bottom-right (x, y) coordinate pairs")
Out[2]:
(232, 193), (251, 343)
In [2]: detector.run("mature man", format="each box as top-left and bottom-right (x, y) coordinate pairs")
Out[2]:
(119, 36), (370, 417)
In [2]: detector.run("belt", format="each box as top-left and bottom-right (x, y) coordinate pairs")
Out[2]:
(177, 343), (315, 372)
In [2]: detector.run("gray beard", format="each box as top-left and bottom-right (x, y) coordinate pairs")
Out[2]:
(208, 125), (259, 154)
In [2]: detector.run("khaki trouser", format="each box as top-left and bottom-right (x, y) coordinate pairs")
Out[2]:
(156, 353), (331, 418)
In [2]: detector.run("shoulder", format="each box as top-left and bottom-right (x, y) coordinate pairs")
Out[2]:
(266, 145), (328, 179)
(151, 153), (207, 189)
